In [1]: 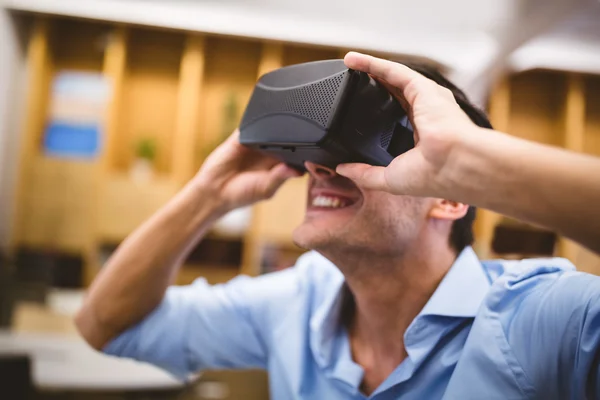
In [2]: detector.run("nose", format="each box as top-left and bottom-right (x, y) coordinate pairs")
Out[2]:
(305, 161), (336, 180)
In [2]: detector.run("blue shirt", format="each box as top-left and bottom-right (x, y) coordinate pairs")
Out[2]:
(104, 247), (600, 399)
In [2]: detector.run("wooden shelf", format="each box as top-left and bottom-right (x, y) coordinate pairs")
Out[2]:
(585, 74), (600, 156)
(508, 70), (568, 147)
(479, 69), (600, 273)
(49, 19), (108, 72)
(13, 15), (354, 287)
(96, 173), (178, 243)
(474, 78), (510, 258)
(195, 36), (262, 168)
(13, 18), (110, 256)
(18, 158), (97, 253)
(15, 13), (600, 288)
(282, 44), (339, 66)
(113, 27), (185, 175)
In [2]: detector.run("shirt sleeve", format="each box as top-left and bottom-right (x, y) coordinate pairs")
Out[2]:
(501, 267), (600, 399)
(102, 266), (303, 380)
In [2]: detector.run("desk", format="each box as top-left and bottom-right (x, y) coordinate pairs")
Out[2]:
(0, 330), (186, 392)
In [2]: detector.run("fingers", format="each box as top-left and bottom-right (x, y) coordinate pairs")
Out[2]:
(261, 163), (302, 199)
(222, 129), (245, 150)
(228, 129), (240, 141)
(344, 52), (422, 92)
(344, 51), (440, 107)
(225, 128), (284, 170)
(335, 163), (388, 191)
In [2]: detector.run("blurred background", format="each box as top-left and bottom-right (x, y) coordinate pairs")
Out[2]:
(0, 0), (599, 398)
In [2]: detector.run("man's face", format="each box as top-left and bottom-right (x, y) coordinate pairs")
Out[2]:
(292, 162), (431, 257)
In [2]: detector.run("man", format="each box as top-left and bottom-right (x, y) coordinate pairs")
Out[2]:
(76, 58), (600, 399)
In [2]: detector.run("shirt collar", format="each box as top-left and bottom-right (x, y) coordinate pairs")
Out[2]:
(309, 247), (491, 369)
(419, 246), (491, 318)
(309, 255), (345, 369)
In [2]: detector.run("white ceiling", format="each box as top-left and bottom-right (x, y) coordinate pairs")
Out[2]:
(544, 0), (600, 42)
(2, 0), (599, 101)
(509, 0), (600, 72)
(186, 0), (599, 70)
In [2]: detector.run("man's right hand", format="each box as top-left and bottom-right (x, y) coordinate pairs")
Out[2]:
(196, 130), (301, 214)
(335, 52), (480, 199)
(335, 52), (600, 256)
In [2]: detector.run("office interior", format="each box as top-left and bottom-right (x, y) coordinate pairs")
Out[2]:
(0, 0), (599, 398)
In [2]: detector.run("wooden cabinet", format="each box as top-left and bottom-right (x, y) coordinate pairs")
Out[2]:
(585, 75), (600, 156)
(479, 69), (600, 273)
(19, 158), (96, 253)
(114, 28), (185, 175)
(13, 15), (600, 286)
(11, 16), (353, 286)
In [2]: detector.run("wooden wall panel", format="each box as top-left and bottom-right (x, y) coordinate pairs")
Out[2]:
(96, 174), (178, 242)
(196, 36), (262, 167)
(115, 28), (184, 174)
(282, 44), (339, 66)
(19, 158), (96, 253)
(475, 78), (510, 258)
(10, 18), (52, 249)
(509, 70), (567, 147)
(101, 26), (128, 171)
(13, 18), (106, 256)
(577, 74), (600, 274)
(50, 18), (108, 72)
(559, 74), (588, 263)
(486, 70), (600, 273)
(17, 15), (600, 284)
(172, 34), (205, 184)
(257, 42), (283, 77)
(563, 74), (586, 152)
(585, 75), (600, 156)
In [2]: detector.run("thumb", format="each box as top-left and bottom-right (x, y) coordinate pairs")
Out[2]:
(335, 163), (388, 191)
(337, 149), (426, 195)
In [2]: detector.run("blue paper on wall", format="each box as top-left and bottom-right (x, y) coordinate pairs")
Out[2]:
(43, 72), (111, 159)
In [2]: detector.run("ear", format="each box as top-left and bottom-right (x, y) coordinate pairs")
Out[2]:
(428, 199), (469, 221)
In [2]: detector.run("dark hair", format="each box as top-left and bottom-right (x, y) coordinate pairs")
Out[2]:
(397, 61), (494, 254)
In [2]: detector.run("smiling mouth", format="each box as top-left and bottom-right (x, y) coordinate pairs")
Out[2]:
(310, 194), (356, 209)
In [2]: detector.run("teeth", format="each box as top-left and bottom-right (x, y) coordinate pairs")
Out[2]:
(312, 195), (347, 209)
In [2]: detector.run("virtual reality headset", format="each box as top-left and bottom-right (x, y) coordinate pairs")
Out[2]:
(239, 59), (414, 171)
